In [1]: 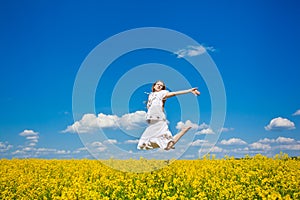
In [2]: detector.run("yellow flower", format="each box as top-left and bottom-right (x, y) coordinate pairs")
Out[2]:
(0, 155), (299, 199)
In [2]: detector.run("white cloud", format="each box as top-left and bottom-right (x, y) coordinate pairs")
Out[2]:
(210, 146), (223, 153)
(258, 138), (275, 143)
(258, 137), (295, 144)
(220, 127), (234, 132)
(26, 136), (39, 140)
(176, 121), (217, 135)
(56, 150), (71, 155)
(118, 111), (148, 130)
(0, 141), (13, 152)
(63, 113), (118, 133)
(265, 117), (295, 131)
(184, 154), (197, 159)
(89, 139), (118, 152)
(231, 147), (250, 153)
(95, 147), (107, 152)
(19, 129), (39, 146)
(73, 147), (88, 154)
(292, 109), (300, 116)
(190, 139), (208, 146)
(277, 144), (300, 150)
(91, 141), (105, 147)
(198, 146), (224, 156)
(220, 138), (247, 145)
(26, 136), (38, 140)
(35, 148), (71, 155)
(213, 136), (300, 157)
(89, 141), (109, 152)
(36, 148), (56, 153)
(28, 143), (37, 147)
(124, 139), (139, 144)
(23, 147), (34, 151)
(276, 137), (295, 143)
(194, 136), (300, 157)
(10, 142), (88, 158)
(103, 139), (118, 144)
(249, 142), (271, 150)
(174, 45), (216, 58)
(196, 128), (214, 135)
(19, 129), (39, 136)
(12, 150), (26, 155)
(63, 111), (147, 134)
(176, 120), (208, 130)
(176, 120), (213, 135)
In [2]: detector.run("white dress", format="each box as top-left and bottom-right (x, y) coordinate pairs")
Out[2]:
(137, 90), (173, 150)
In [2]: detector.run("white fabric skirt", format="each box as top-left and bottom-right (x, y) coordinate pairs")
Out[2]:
(137, 120), (173, 150)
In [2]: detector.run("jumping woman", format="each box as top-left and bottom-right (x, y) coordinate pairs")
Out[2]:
(137, 80), (200, 151)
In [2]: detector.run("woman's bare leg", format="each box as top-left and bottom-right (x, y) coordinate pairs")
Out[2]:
(165, 126), (192, 150)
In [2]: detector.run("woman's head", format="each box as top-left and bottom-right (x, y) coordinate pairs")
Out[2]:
(152, 80), (166, 92)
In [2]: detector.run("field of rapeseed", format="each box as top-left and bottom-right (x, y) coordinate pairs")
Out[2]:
(1, 154), (299, 199)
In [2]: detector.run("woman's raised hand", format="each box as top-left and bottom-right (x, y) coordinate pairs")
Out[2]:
(191, 88), (200, 96)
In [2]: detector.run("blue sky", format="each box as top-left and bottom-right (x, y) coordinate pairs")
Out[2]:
(1, 0), (300, 159)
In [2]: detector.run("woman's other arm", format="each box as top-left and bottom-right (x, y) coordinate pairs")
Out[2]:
(164, 88), (200, 99)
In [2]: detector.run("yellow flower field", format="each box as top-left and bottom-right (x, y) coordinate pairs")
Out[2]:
(1, 154), (299, 199)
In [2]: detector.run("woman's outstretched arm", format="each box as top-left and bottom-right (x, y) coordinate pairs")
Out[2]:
(164, 88), (200, 99)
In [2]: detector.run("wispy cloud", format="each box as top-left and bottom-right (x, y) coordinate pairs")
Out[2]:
(72, 147), (88, 154)
(220, 138), (247, 145)
(276, 144), (300, 150)
(0, 141), (13, 152)
(249, 142), (272, 150)
(124, 139), (139, 144)
(220, 127), (234, 132)
(190, 139), (208, 146)
(265, 117), (295, 131)
(209, 146), (224, 153)
(19, 129), (39, 146)
(104, 139), (118, 145)
(292, 109), (300, 116)
(12, 147), (73, 158)
(90, 141), (108, 152)
(196, 128), (214, 135)
(63, 111), (147, 134)
(258, 136), (295, 144)
(174, 45), (216, 58)
(196, 136), (300, 158)
(7, 129), (90, 158)
(87, 139), (120, 153)
(199, 146), (224, 154)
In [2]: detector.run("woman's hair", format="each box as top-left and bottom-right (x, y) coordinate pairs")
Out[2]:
(151, 80), (167, 108)
(151, 80), (166, 92)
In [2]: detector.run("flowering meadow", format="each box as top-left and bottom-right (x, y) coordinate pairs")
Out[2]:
(1, 154), (299, 199)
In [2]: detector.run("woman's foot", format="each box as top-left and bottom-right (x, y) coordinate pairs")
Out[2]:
(165, 126), (192, 150)
(165, 141), (175, 150)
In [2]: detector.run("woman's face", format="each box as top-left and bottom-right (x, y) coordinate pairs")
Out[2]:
(153, 81), (165, 92)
